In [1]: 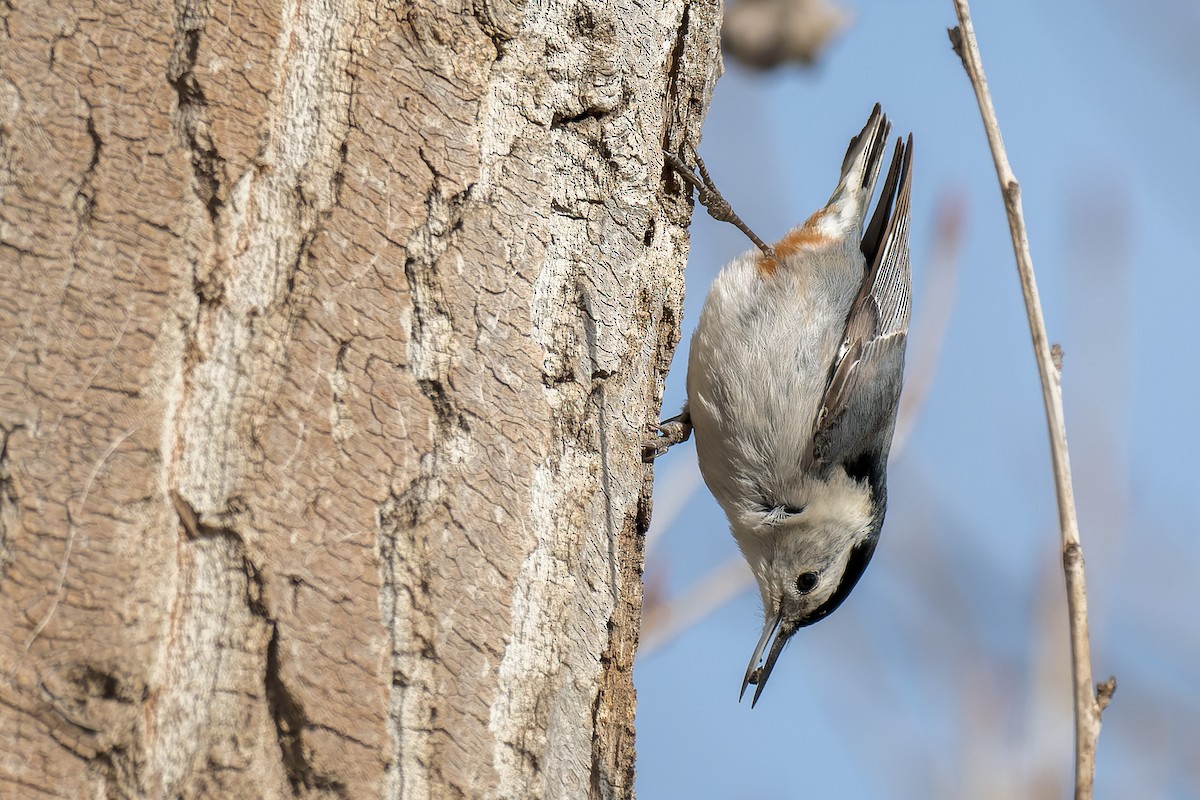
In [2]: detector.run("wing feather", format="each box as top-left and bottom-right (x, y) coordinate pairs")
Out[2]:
(810, 134), (914, 472)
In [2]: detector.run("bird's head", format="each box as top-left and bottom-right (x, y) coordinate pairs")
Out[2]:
(735, 469), (882, 706)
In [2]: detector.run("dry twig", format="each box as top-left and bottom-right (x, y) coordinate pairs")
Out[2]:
(948, 3), (1114, 797)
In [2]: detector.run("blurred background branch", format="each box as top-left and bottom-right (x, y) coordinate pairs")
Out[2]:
(724, 0), (851, 69)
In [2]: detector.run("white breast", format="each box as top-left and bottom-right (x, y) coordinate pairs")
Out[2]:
(686, 242), (864, 518)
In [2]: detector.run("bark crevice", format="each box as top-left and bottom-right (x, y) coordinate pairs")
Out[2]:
(167, 2), (224, 229)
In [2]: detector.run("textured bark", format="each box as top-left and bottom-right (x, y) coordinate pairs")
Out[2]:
(0, 0), (719, 798)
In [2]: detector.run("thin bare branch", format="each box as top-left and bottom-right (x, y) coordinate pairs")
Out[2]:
(948, 3), (1113, 798)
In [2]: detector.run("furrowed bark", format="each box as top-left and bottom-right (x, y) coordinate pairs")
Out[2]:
(0, 1), (720, 796)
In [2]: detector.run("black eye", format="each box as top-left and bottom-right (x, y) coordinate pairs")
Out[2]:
(796, 571), (820, 594)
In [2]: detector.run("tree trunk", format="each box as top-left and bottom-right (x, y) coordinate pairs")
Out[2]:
(0, 0), (719, 797)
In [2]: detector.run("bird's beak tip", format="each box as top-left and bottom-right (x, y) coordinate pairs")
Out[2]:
(743, 618), (793, 708)
(745, 670), (767, 708)
(741, 613), (781, 706)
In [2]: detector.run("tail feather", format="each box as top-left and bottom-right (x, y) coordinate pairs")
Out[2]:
(826, 104), (892, 234)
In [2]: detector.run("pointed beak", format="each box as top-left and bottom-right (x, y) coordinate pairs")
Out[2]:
(740, 611), (792, 707)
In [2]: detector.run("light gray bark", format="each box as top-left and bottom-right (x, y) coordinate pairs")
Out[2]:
(0, 0), (719, 797)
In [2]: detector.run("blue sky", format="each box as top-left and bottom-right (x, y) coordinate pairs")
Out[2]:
(634, 2), (1200, 797)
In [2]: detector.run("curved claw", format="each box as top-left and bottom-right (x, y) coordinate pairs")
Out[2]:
(641, 412), (693, 462)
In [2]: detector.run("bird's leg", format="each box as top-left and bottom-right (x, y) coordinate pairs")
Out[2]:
(664, 146), (778, 262)
(642, 409), (693, 463)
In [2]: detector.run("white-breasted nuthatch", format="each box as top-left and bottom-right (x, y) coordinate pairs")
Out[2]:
(650, 105), (913, 706)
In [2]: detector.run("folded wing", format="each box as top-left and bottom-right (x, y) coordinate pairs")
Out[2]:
(810, 134), (914, 490)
